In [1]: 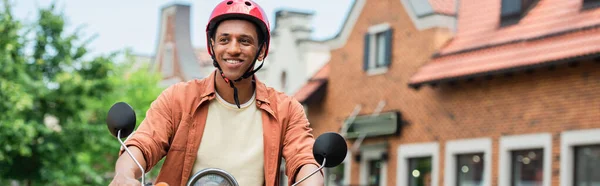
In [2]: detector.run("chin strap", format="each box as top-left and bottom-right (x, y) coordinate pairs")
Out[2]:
(210, 42), (265, 109)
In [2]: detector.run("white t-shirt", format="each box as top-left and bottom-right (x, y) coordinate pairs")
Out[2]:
(190, 91), (264, 185)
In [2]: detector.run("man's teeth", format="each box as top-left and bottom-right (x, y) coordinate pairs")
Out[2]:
(226, 60), (242, 64)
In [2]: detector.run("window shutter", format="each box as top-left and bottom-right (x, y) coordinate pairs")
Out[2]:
(384, 28), (393, 67)
(363, 33), (370, 71)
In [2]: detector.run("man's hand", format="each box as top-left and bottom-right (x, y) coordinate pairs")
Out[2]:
(294, 164), (324, 186)
(109, 172), (141, 186)
(110, 146), (147, 186)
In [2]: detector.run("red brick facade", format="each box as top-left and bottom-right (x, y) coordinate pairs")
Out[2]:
(303, 0), (600, 185)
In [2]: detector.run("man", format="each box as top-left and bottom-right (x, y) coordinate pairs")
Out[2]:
(109, 0), (324, 185)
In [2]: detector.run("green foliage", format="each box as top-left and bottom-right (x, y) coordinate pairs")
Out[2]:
(0, 1), (164, 185)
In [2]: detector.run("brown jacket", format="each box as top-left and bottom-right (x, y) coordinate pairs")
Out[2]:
(121, 70), (319, 186)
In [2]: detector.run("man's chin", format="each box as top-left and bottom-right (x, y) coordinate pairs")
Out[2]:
(221, 72), (244, 81)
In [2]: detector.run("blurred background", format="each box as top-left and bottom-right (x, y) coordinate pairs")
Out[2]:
(1, 0), (599, 185)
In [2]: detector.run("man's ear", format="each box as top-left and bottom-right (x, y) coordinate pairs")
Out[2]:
(258, 45), (267, 61)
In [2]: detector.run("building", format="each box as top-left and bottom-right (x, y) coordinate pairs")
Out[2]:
(150, 4), (203, 87)
(296, 0), (600, 186)
(148, 3), (330, 95)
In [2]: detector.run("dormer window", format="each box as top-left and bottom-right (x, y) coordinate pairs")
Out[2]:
(583, 0), (600, 10)
(500, 0), (537, 27)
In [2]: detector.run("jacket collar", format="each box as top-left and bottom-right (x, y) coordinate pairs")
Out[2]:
(198, 70), (277, 120)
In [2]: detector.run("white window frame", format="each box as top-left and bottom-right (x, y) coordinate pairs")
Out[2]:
(359, 144), (388, 186)
(444, 138), (492, 186)
(560, 128), (600, 186)
(366, 23), (390, 76)
(324, 150), (352, 186)
(499, 133), (552, 186)
(397, 142), (439, 186)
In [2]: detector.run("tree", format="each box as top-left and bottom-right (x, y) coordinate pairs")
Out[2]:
(0, 1), (163, 185)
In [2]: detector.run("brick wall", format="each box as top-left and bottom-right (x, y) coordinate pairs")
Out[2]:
(305, 0), (600, 186)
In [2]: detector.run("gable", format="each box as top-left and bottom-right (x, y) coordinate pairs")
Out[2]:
(323, 0), (456, 50)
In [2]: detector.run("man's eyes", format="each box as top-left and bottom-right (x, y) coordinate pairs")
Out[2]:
(218, 37), (252, 44)
(240, 38), (250, 43)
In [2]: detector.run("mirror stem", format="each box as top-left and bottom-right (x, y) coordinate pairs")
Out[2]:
(118, 129), (146, 186)
(291, 158), (326, 186)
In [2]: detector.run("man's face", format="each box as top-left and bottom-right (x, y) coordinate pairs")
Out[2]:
(211, 19), (264, 80)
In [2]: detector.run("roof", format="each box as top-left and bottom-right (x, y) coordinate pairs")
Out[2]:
(293, 63), (330, 103)
(409, 0), (600, 87)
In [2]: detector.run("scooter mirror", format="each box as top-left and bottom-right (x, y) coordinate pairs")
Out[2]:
(312, 132), (348, 168)
(106, 102), (136, 139)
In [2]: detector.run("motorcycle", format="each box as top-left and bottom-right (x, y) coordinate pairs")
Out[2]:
(106, 102), (348, 186)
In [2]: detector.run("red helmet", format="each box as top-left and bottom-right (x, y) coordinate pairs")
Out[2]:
(205, 0), (271, 59)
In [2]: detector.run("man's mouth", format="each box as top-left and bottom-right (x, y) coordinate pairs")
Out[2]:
(225, 59), (243, 64)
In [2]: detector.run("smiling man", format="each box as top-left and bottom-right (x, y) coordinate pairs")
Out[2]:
(109, 0), (324, 186)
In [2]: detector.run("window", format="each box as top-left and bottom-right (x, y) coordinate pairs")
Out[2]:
(326, 163), (345, 186)
(359, 144), (388, 186)
(398, 142), (439, 186)
(499, 133), (551, 186)
(500, 0), (536, 26)
(583, 0), (600, 10)
(409, 157), (432, 186)
(445, 138), (491, 186)
(368, 159), (384, 185)
(511, 149), (544, 186)
(374, 32), (387, 68)
(457, 153), (484, 186)
(561, 129), (600, 186)
(325, 151), (351, 186)
(363, 23), (393, 75)
(574, 145), (600, 186)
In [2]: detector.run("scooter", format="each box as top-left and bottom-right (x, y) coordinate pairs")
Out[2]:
(106, 102), (348, 186)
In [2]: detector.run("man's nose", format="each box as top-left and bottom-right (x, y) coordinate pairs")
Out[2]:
(226, 40), (241, 55)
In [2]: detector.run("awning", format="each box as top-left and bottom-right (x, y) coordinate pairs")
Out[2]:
(294, 63), (330, 103)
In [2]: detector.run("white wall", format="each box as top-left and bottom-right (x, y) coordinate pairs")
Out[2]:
(261, 11), (332, 95)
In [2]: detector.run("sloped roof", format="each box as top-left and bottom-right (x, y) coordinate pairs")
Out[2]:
(409, 0), (600, 87)
(293, 63), (330, 103)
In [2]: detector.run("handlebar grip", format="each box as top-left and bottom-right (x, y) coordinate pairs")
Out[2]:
(155, 182), (169, 186)
(144, 183), (153, 186)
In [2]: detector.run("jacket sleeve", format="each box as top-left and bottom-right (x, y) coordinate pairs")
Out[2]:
(119, 85), (176, 172)
(282, 98), (323, 184)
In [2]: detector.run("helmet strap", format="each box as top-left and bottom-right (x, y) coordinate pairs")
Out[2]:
(234, 42), (265, 82)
